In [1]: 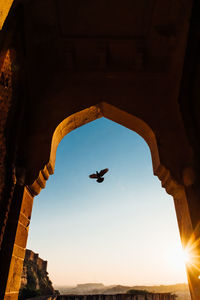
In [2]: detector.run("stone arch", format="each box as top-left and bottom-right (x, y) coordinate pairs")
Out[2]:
(28, 101), (193, 244)
(29, 102), (161, 196)
(3, 102), (197, 299)
(28, 101), (194, 249)
(27, 101), (195, 286)
(28, 102), (193, 241)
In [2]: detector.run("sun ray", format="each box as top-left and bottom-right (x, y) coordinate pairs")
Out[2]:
(181, 222), (200, 280)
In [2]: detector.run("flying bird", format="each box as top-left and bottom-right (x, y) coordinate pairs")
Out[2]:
(89, 168), (109, 183)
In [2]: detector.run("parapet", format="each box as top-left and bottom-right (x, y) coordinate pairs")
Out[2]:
(25, 249), (47, 272)
(56, 294), (176, 300)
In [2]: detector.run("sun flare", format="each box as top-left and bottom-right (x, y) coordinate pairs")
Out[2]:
(182, 248), (192, 264)
(163, 244), (190, 274)
(167, 226), (200, 282)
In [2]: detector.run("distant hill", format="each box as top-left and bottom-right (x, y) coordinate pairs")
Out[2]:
(103, 285), (130, 294)
(77, 283), (105, 290)
(55, 283), (190, 300)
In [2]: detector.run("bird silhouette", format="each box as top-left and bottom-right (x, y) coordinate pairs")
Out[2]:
(89, 168), (109, 183)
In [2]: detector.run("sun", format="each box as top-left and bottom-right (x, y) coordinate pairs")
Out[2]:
(163, 244), (191, 273)
(164, 226), (200, 282)
(182, 248), (192, 264)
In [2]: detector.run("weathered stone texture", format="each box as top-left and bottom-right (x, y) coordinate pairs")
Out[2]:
(0, 0), (14, 29)
(0, 187), (34, 299)
(0, 49), (14, 251)
(57, 294), (175, 300)
(4, 293), (19, 300)
(0, 1), (200, 299)
(25, 249), (48, 272)
(19, 249), (54, 296)
(6, 255), (24, 293)
(0, 50), (12, 203)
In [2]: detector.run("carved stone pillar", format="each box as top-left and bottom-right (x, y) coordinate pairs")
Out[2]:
(155, 164), (200, 300)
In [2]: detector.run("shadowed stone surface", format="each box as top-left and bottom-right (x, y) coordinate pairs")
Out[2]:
(0, 1), (200, 299)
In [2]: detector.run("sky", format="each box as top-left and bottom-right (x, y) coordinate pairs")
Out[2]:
(27, 117), (188, 287)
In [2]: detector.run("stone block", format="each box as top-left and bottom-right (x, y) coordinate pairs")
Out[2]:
(20, 187), (34, 218)
(5, 255), (24, 293)
(14, 222), (28, 248)
(4, 292), (19, 300)
(19, 212), (30, 227)
(13, 244), (26, 259)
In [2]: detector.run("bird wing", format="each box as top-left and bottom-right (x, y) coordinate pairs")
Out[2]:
(99, 168), (109, 177)
(89, 173), (98, 179)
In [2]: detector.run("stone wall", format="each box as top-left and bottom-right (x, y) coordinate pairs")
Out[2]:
(20, 296), (176, 300)
(0, 50), (12, 198)
(1, 0), (200, 299)
(0, 0), (14, 29)
(25, 296), (57, 300)
(57, 294), (176, 300)
(19, 249), (54, 297)
(25, 249), (48, 272)
(0, 48), (15, 249)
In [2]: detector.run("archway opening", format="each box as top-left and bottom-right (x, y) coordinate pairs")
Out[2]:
(25, 109), (190, 299)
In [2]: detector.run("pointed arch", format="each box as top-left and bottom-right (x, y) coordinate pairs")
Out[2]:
(18, 102), (194, 299)
(28, 102), (193, 248)
(29, 102), (161, 195)
(29, 102), (193, 246)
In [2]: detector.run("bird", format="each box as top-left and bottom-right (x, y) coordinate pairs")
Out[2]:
(89, 168), (109, 183)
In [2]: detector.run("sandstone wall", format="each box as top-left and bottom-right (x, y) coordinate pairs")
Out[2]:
(24, 296), (57, 300)
(19, 249), (54, 297)
(0, 50), (12, 198)
(0, 0), (14, 29)
(0, 47), (16, 250)
(57, 294), (176, 300)
(25, 249), (47, 272)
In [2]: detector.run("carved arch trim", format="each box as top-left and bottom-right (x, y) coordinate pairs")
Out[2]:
(27, 101), (193, 248)
(27, 102), (193, 242)
(29, 102), (160, 194)
(28, 103), (177, 194)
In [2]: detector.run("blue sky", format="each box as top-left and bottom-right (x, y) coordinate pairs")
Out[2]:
(27, 117), (187, 286)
